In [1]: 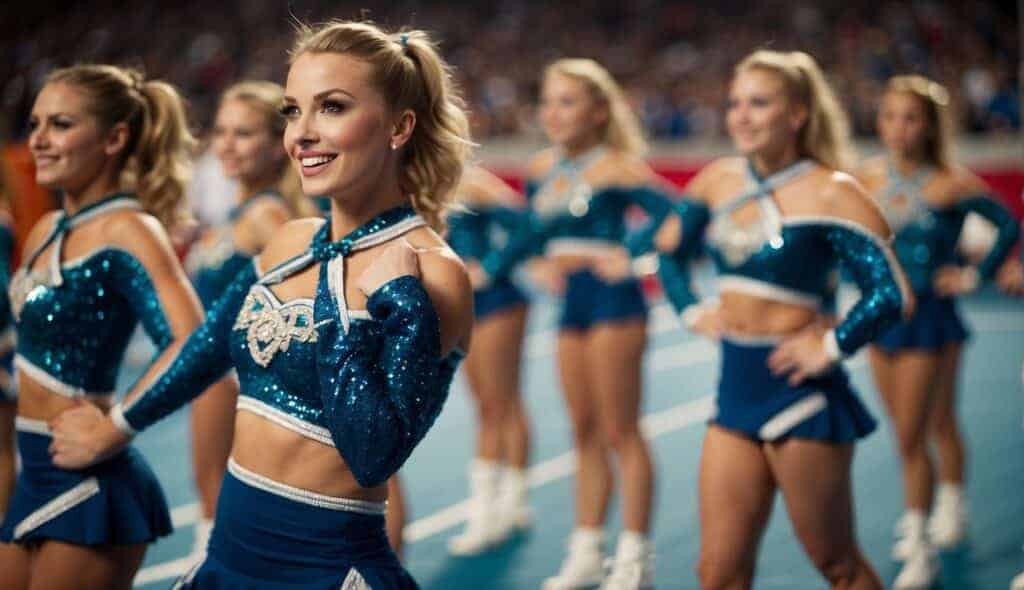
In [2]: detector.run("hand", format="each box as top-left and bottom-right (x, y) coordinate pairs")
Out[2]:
(591, 247), (632, 282)
(768, 327), (835, 386)
(465, 260), (489, 289)
(996, 258), (1024, 296)
(49, 402), (131, 469)
(654, 215), (682, 253)
(356, 240), (421, 296)
(933, 265), (978, 297)
(528, 259), (565, 295)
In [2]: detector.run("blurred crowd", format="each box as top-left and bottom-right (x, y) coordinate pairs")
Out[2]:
(2, 0), (1020, 142)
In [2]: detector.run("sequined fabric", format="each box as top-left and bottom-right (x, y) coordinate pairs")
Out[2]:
(13, 247), (172, 395)
(119, 208), (463, 489)
(447, 206), (529, 283)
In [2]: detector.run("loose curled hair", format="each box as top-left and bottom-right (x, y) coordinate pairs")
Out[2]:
(290, 21), (473, 231)
(736, 50), (854, 171)
(46, 64), (195, 228)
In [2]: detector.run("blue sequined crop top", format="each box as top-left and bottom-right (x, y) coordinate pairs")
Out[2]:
(875, 161), (1019, 294)
(447, 204), (529, 284)
(186, 191), (285, 307)
(481, 147), (674, 280)
(9, 195), (172, 401)
(644, 160), (911, 357)
(112, 206), (463, 488)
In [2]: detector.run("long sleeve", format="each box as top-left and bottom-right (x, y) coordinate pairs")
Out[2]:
(479, 210), (548, 283)
(112, 263), (258, 434)
(954, 194), (1021, 280)
(827, 224), (909, 356)
(634, 198), (710, 312)
(316, 274), (447, 488)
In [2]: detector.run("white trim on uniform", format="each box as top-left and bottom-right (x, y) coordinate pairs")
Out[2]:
(759, 393), (828, 441)
(227, 459), (387, 515)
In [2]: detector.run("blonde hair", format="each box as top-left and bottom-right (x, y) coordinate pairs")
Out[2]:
(46, 65), (195, 228)
(736, 50), (853, 170)
(884, 75), (953, 169)
(545, 59), (648, 157)
(290, 21), (472, 231)
(219, 80), (313, 216)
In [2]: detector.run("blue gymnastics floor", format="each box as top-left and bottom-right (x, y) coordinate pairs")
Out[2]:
(131, 283), (1024, 590)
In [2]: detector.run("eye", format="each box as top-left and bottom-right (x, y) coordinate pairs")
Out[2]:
(750, 97), (770, 107)
(27, 117), (39, 131)
(725, 98), (739, 110)
(321, 100), (346, 114)
(279, 104), (299, 119)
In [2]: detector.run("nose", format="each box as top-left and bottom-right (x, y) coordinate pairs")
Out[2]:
(28, 122), (49, 151)
(289, 110), (319, 151)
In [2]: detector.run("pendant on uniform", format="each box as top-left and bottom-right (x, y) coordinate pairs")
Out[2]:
(569, 185), (592, 217)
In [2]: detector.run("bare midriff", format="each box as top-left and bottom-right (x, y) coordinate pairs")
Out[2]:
(718, 290), (821, 339)
(17, 375), (113, 422)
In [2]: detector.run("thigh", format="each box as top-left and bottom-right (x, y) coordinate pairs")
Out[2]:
(0, 542), (30, 590)
(586, 320), (647, 432)
(876, 350), (942, 438)
(29, 541), (147, 590)
(699, 426), (776, 569)
(465, 304), (529, 400)
(766, 439), (857, 563)
(930, 343), (963, 430)
(558, 331), (597, 430)
(0, 399), (14, 460)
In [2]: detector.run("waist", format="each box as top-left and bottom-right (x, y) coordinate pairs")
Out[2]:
(717, 292), (821, 337)
(211, 462), (396, 580)
(15, 417), (131, 472)
(232, 405), (383, 501)
(15, 354), (117, 403)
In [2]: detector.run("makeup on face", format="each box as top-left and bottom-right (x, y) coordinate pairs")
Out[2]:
(726, 69), (796, 159)
(212, 99), (284, 184)
(28, 82), (112, 191)
(539, 73), (603, 152)
(878, 92), (928, 156)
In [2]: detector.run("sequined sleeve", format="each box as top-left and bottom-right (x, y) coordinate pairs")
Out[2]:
(479, 210), (547, 283)
(630, 198), (710, 312)
(316, 275), (446, 488)
(112, 263), (258, 434)
(106, 249), (174, 350)
(955, 194), (1021, 280)
(825, 222), (909, 355)
(0, 223), (13, 331)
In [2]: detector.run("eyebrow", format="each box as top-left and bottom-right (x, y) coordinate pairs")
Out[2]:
(282, 88), (357, 104)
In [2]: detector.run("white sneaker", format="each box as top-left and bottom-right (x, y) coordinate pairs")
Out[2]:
(893, 544), (938, 590)
(1010, 569), (1024, 590)
(893, 511), (927, 561)
(448, 460), (509, 556)
(499, 465), (533, 531)
(542, 529), (606, 590)
(600, 532), (654, 590)
(928, 484), (967, 549)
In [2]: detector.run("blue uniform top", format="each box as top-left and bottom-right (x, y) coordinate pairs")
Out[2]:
(112, 206), (462, 488)
(638, 159), (911, 357)
(875, 161), (1019, 294)
(9, 195), (173, 401)
(481, 147), (675, 280)
(186, 191), (286, 307)
(447, 204), (530, 284)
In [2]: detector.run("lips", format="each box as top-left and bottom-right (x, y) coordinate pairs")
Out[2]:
(297, 152), (338, 178)
(33, 154), (59, 167)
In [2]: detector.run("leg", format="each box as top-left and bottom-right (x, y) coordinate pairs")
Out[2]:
(869, 348), (941, 513)
(28, 541), (147, 590)
(696, 427), (776, 590)
(558, 329), (611, 529)
(491, 305), (531, 470)
(0, 400), (15, 515)
(189, 374), (239, 519)
(767, 440), (881, 589)
(587, 319), (653, 533)
(386, 475), (407, 559)
(929, 343), (965, 485)
(0, 543), (30, 590)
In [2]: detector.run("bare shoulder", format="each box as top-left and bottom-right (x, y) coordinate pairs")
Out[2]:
(947, 164), (990, 197)
(406, 227), (473, 351)
(819, 171), (891, 238)
(526, 148), (560, 182)
(244, 195), (292, 224)
(852, 155), (887, 186)
(19, 210), (63, 260)
(457, 166), (522, 208)
(104, 210), (178, 262)
(588, 150), (657, 189)
(686, 156), (745, 200)
(255, 217), (323, 273)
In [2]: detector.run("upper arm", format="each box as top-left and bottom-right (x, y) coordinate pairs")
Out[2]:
(106, 212), (203, 338)
(951, 165), (992, 200)
(823, 172), (892, 239)
(417, 249), (473, 356)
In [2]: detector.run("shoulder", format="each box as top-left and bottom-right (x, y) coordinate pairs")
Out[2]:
(244, 194), (293, 223)
(19, 210), (63, 260)
(406, 228), (473, 350)
(851, 155), (887, 186)
(457, 166), (522, 208)
(255, 217), (323, 274)
(525, 149), (560, 182)
(818, 171), (892, 238)
(947, 164), (990, 198)
(685, 157), (746, 200)
(104, 210), (178, 263)
(588, 150), (658, 190)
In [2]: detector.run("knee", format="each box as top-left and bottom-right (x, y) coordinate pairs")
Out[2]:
(600, 419), (641, 452)
(895, 428), (927, 460)
(476, 397), (503, 428)
(571, 417), (601, 449)
(806, 548), (859, 585)
(697, 552), (749, 590)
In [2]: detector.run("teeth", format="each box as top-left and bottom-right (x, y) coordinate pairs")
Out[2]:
(301, 155), (335, 167)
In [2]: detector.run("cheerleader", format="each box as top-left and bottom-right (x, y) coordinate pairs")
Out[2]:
(624, 50), (911, 589)
(854, 75), (1020, 589)
(46, 21), (473, 589)
(447, 165), (533, 555)
(481, 59), (675, 590)
(185, 80), (306, 555)
(0, 65), (202, 589)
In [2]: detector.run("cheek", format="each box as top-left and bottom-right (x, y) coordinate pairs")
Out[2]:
(333, 113), (386, 151)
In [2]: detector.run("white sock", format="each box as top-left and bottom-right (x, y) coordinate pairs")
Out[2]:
(569, 527), (605, 553)
(500, 464), (528, 502)
(615, 530), (650, 561)
(903, 509), (927, 541)
(935, 482), (963, 507)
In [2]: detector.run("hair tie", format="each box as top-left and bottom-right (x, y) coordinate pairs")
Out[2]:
(399, 33), (409, 48)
